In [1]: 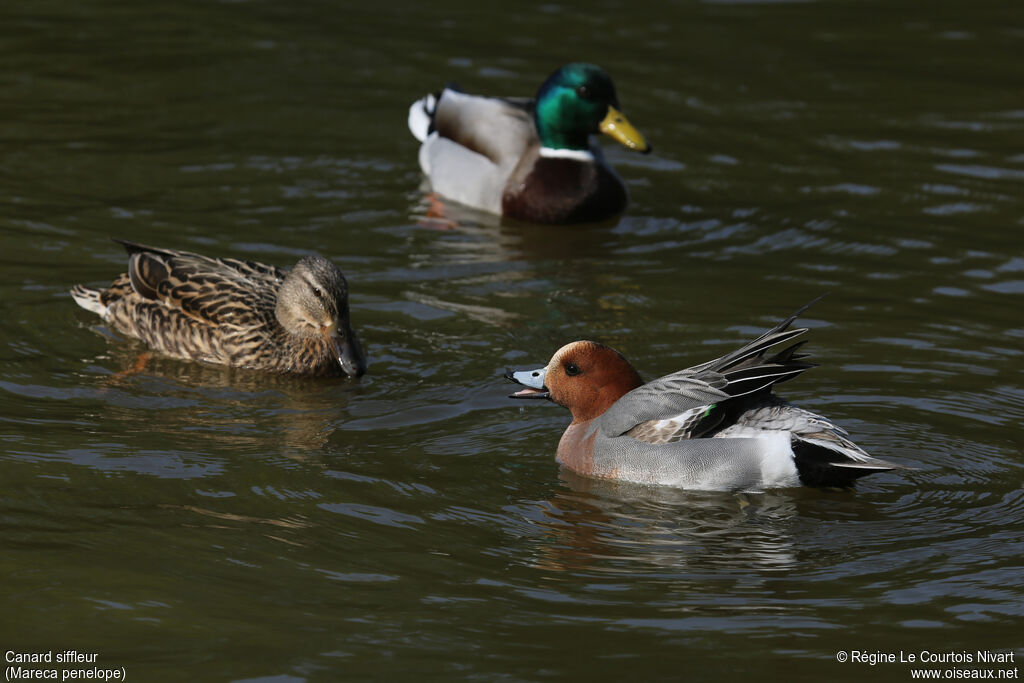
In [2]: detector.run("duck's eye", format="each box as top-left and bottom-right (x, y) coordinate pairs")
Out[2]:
(575, 85), (590, 99)
(564, 362), (581, 376)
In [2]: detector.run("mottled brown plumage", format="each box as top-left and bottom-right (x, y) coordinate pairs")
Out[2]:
(71, 240), (366, 377)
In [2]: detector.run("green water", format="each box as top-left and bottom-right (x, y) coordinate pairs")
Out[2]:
(2, 0), (1022, 680)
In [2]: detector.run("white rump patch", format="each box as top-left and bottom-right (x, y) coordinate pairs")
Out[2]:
(407, 94), (436, 143)
(70, 287), (108, 318)
(755, 431), (800, 487)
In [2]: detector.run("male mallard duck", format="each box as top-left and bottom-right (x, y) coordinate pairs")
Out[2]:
(71, 240), (366, 377)
(506, 302), (905, 490)
(408, 63), (651, 224)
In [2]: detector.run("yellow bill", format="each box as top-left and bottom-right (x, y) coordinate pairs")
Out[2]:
(599, 106), (651, 153)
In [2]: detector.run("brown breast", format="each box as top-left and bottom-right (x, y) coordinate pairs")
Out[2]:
(556, 421), (599, 475)
(501, 150), (628, 224)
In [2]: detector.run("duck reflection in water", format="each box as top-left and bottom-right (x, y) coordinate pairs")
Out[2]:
(82, 348), (354, 455)
(522, 471), (802, 574)
(409, 189), (620, 262)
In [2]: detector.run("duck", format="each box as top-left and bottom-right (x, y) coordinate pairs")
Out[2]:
(70, 240), (366, 377)
(505, 302), (905, 491)
(407, 63), (651, 224)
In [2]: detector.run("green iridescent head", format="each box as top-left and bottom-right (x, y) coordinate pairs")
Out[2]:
(533, 63), (650, 153)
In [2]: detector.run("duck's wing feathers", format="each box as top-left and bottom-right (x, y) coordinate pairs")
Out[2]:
(727, 401), (865, 456)
(427, 89), (536, 166)
(606, 300), (825, 444)
(599, 345), (814, 443)
(599, 372), (730, 439)
(116, 240), (283, 327)
(616, 352), (817, 445)
(685, 296), (823, 377)
(724, 399), (908, 483)
(621, 399), (728, 445)
(410, 88), (539, 214)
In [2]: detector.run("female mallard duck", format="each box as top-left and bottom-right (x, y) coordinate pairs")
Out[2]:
(70, 240), (366, 377)
(408, 63), (651, 224)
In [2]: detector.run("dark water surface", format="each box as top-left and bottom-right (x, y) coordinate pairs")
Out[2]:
(2, 0), (1022, 680)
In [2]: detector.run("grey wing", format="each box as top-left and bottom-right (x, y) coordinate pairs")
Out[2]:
(598, 371), (731, 438)
(600, 298), (826, 443)
(415, 89), (538, 213)
(430, 90), (536, 166)
(623, 406), (725, 444)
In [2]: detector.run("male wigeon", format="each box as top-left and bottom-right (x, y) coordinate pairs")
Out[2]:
(506, 302), (904, 491)
(71, 240), (366, 377)
(408, 63), (650, 224)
